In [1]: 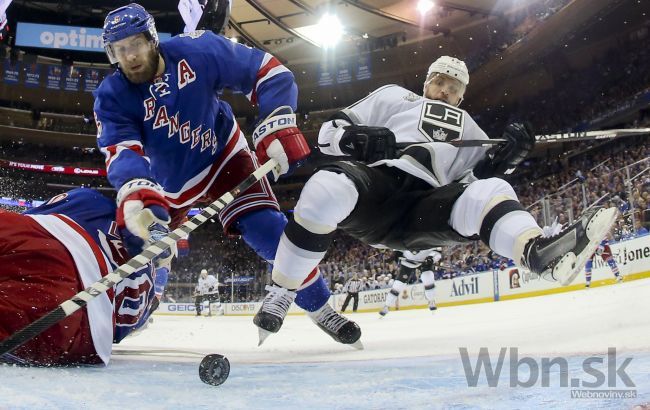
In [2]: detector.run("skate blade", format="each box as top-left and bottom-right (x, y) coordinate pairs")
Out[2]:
(257, 328), (273, 346)
(556, 208), (618, 286)
(349, 339), (364, 350)
(586, 208), (618, 242)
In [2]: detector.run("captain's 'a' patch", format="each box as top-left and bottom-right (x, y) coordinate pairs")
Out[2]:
(417, 101), (464, 142)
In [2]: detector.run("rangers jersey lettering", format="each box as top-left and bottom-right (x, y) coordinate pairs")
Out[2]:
(94, 30), (296, 208)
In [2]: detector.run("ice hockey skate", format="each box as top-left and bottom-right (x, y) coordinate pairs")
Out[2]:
(521, 207), (618, 286)
(308, 304), (363, 349)
(253, 284), (297, 346)
(428, 301), (438, 311)
(378, 306), (389, 317)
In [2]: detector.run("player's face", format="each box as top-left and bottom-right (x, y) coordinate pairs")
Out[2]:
(113, 34), (159, 84)
(424, 73), (466, 106)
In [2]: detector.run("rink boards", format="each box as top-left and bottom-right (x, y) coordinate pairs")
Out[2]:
(156, 234), (650, 316)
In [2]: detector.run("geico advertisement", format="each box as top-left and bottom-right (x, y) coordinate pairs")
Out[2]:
(158, 303), (197, 315)
(499, 235), (650, 296)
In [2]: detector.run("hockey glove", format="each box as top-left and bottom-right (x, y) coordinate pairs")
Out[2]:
(116, 179), (172, 263)
(473, 122), (535, 178)
(492, 122), (535, 175)
(338, 125), (397, 163)
(253, 106), (311, 182)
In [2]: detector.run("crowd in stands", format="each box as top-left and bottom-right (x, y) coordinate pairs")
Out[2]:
(463, 0), (572, 72)
(472, 30), (650, 135)
(515, 135), (650, 232)
(0, 140), (103, 166)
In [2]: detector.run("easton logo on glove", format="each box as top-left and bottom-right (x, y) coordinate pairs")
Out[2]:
(253, 106), (310, 181)
(252, 111), (297, 141)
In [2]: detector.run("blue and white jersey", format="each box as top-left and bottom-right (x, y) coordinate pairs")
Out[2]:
(25, 188), (157, 348)
(94, 30), (297, 208)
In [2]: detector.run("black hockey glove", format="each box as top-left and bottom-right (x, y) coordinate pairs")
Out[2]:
(338, 125), (397, 163)
(493, 122), (535, 174)
(473, 122), (535, 178)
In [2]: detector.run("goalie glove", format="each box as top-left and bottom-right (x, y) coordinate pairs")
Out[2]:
(253, 106), (311, 181)
(116, 179), (172, 265)
(338, 125), (397, 163)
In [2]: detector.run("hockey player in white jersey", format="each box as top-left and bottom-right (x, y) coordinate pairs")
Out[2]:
(195, 269), (221, 316)
(379, 249), (441, 316)
(253, 56), (618, 339)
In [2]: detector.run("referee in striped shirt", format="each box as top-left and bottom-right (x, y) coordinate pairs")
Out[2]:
(341, 273), (363, 313)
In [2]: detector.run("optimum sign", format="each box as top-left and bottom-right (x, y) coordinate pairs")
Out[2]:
(16, 22), (171, 52)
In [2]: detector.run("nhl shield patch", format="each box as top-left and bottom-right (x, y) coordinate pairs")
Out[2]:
(417, 101), (464, 142)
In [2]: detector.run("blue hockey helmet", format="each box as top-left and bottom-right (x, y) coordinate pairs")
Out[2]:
(102, 3), (159, 64)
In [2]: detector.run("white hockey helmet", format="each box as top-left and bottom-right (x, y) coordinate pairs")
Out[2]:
(425, 56), (469, 86)
(201, 269), (208, 275)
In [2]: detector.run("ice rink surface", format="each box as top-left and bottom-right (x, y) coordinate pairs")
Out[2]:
(2, 278), (650, 409)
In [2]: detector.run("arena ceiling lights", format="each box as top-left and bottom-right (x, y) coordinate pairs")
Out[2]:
(294, 13), (344, 49)
(417, 0), (435, 15)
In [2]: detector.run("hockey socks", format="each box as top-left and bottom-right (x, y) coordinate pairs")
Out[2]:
(272, 214), (334, 289)
(420, 270), (436, 302)
(384, 280), (406, 308)
(235, 208), (330, 311)
(607, 258), (621, 278)
(295, 270), (330, 312)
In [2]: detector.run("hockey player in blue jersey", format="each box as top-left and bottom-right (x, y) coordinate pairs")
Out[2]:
(585, 236), (623, 287)
(0, 188), (160, 366)
(93, 3), (360, 346)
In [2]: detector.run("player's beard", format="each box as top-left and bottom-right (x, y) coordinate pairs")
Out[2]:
(122, 47), (160, 84)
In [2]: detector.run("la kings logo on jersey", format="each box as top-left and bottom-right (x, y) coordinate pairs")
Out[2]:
(418, 101), (464, 142)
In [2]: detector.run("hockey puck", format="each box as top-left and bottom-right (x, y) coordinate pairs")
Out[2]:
(198, 354), (230, 386)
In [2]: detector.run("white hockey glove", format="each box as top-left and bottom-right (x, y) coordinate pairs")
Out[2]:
(116, 179), (174, 267)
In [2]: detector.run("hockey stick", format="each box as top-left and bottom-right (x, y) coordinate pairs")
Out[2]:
(396, 139), (505, 149)
(0, 158), (279, 357)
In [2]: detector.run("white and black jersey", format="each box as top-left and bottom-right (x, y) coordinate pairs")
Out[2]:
(318, 85), (491, 187)
(400, 248), (443, 268)
(197, 275), (219, 295)
(395, 248), (442, 283)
